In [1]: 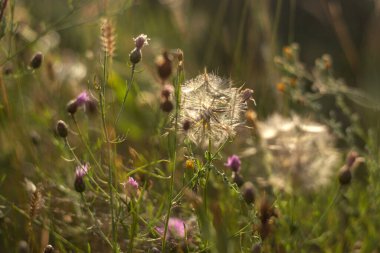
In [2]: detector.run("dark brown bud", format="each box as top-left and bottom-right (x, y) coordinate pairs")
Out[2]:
(156, 51), (172, 81)
(56, 120), (68, 138)
(129, 48), (141, 64)
(232, 172), (244, 187)
(338, 165), (351, 185)
(74, 176), (86, 193)
(161, 84), (174, 99)
(66, 99), (78, 115)
(44, 245), (54, 253)
(160, 99), (173, 112)
(182, 120), (191, 131)
(30, 52), (43, 69)
(242, 182), (255, 204)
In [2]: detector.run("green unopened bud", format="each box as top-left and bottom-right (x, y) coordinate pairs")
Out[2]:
(56, 120), (68, 138)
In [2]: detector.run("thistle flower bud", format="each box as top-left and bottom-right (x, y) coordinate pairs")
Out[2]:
(232, 172), (244, 187)
(160, 98), (173, 112)
(225, 155), (241, 173)
(66, 99), (78, 115)
(338, 165), (351, 185)
(56, 120), (68, 138)
(122, 177), (139, 197)
(156, 51), (172, 81)
(134, 34), (149, 50)
(242, 182), (255, 204)
(129, 48), (142, 64)
(74, 164), (89, 193)
(44, 245), (54, 253)
(346, 151), (358, 168)
(182, 120), (191, 131)
(161, 84), (174, 99)
(30, 52), (43, 69)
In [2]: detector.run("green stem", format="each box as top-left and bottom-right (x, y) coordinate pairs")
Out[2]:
(162, 62), (183, 252)
(71, 114), (102, 171)
(115, 64), (136, 125)
(99, 52), (117, 251)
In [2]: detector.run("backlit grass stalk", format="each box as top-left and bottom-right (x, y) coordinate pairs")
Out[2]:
(99, 51), (117, 251)
(162, 60), (184, 251)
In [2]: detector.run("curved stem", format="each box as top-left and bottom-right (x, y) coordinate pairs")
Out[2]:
(115, 64), (136, 125)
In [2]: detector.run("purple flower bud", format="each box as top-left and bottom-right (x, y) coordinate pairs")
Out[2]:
(225, 155), (241, 172)
(156, 217), (186, 239)
(74, 164), (89, 193)
(121, 177), (139, 196)
(75, 91), (91, 107)
(128, 177), (139, 189)
(133, 34), (150, 50)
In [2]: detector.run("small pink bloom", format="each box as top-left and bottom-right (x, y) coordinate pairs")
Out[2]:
(225, 155), (241, 172)
(156, 217), (186, 239)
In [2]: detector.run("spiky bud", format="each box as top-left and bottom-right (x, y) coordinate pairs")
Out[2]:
(30, 52), (43, 69)
(56, 120), (68, 138)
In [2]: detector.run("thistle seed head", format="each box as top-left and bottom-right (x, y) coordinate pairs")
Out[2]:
(179, 72), (249, 147)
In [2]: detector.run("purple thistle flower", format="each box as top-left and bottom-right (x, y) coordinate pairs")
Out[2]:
(75, 91), (91, 106)
(121, 177), (139, 196)
(225, 155), (241, 173)
(133, 34), (150, 50)
(127, 177), (139, 189)
(74, 163), (89, 193)
(156, 217), (186, 239)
